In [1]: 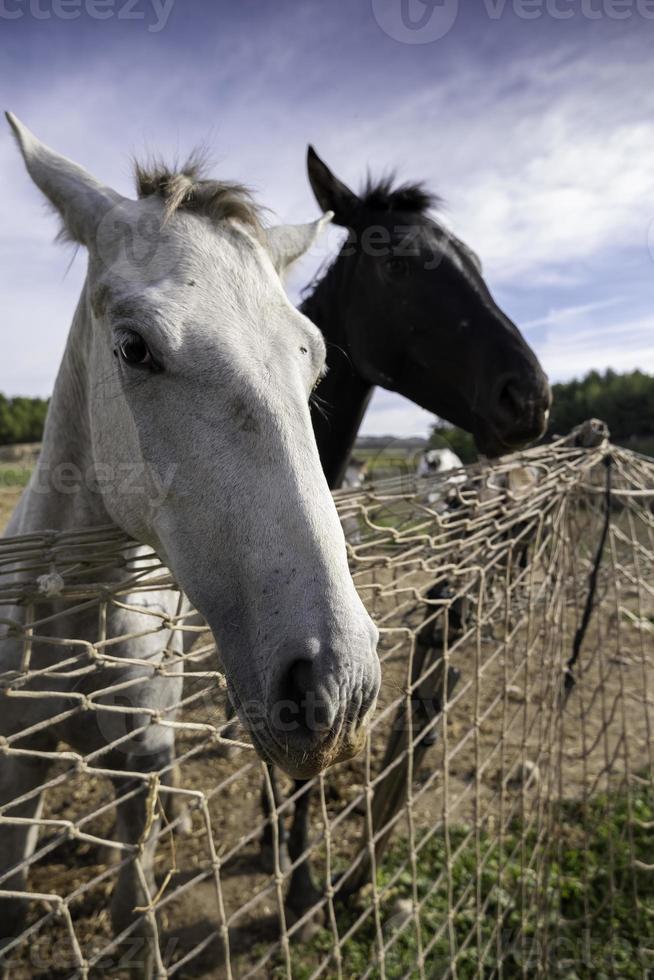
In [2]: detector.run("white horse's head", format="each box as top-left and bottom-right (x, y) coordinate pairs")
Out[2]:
(8, 113), (380, 778)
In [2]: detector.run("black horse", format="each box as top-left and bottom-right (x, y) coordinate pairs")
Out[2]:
(262, 146), (551, 928)
(304, 146), (549, 486)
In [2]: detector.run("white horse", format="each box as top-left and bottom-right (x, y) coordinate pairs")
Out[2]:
(343, 456), (369, 489)
(0, 115), (380, 976)
(416, 447), (463, 477)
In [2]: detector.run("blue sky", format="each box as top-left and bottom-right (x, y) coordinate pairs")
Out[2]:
(1, 0), (653, 436)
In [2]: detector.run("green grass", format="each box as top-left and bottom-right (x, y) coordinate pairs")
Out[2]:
(0, 462), (32, 488)
(264, 783), (654, 979)
(355, 448), (416, 481)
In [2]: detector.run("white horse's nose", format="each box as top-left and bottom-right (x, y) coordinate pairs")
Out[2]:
(277, 659), (340, 736)
(267, 627), (380, 766)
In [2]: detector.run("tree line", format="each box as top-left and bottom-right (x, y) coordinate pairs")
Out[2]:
(429, 369), (654, 461)
(0, 394), (49, 446)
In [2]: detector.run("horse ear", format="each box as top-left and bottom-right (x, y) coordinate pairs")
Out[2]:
(307, 146), (360, 226)
(264, 211), (334, 277)
(6, 112), (123, 246)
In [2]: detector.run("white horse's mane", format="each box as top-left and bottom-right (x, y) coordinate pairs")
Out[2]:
(134, 152), (263, 234)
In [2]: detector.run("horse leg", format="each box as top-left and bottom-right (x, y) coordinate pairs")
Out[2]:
(260, 764), (290, 874)
(0, 744), (54, 979)
(285, 779), (324, 937)
(109, 744), (174, 980)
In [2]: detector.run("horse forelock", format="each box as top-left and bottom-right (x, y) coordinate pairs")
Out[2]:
(359, 174), (441, 216)
(134, 152), (263, 236)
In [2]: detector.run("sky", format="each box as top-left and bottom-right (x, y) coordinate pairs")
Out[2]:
(1, 0), (653, 437)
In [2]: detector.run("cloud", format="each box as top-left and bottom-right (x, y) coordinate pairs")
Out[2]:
(360, 390), (436, 439)
(537, 313), (654, 379)
(521, 298), (625, 332)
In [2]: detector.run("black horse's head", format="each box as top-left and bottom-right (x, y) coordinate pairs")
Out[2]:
(307, 147), (551, 458)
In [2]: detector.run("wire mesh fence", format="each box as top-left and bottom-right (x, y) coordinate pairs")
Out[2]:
(0, 426), (652, 979)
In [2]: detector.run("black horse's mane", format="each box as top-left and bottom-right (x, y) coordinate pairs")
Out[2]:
(358, 174), (441, 215)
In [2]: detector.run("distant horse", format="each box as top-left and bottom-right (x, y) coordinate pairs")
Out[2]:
(417, 447), (463, 478)
(264, 146), (551, 928)
(0, 116), (380, 977)
(343, 456), (369, 488)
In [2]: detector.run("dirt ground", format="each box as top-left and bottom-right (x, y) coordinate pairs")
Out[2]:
(1, 491), (652, 979)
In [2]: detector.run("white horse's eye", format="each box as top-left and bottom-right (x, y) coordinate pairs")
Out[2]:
(114, 330), (158, 371)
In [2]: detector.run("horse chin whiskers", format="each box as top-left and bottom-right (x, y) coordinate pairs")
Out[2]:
(255, 692), (370, 778)
(309, 390), (332, 422)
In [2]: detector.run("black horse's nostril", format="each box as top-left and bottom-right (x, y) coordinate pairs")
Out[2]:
(498, 377), (525, 419)
(277, 659), (338, 737)
(476, 366), (552, 458)
(492, 371), (550, 440)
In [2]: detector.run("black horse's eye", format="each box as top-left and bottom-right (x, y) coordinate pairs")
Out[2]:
(386, 256), (410, 278)
(114, 330), (156, 370)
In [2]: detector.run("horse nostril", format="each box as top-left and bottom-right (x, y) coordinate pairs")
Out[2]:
(278, 659), (338, 737)
(497, 377), (525, 420)
(490, 371), (551, 447)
